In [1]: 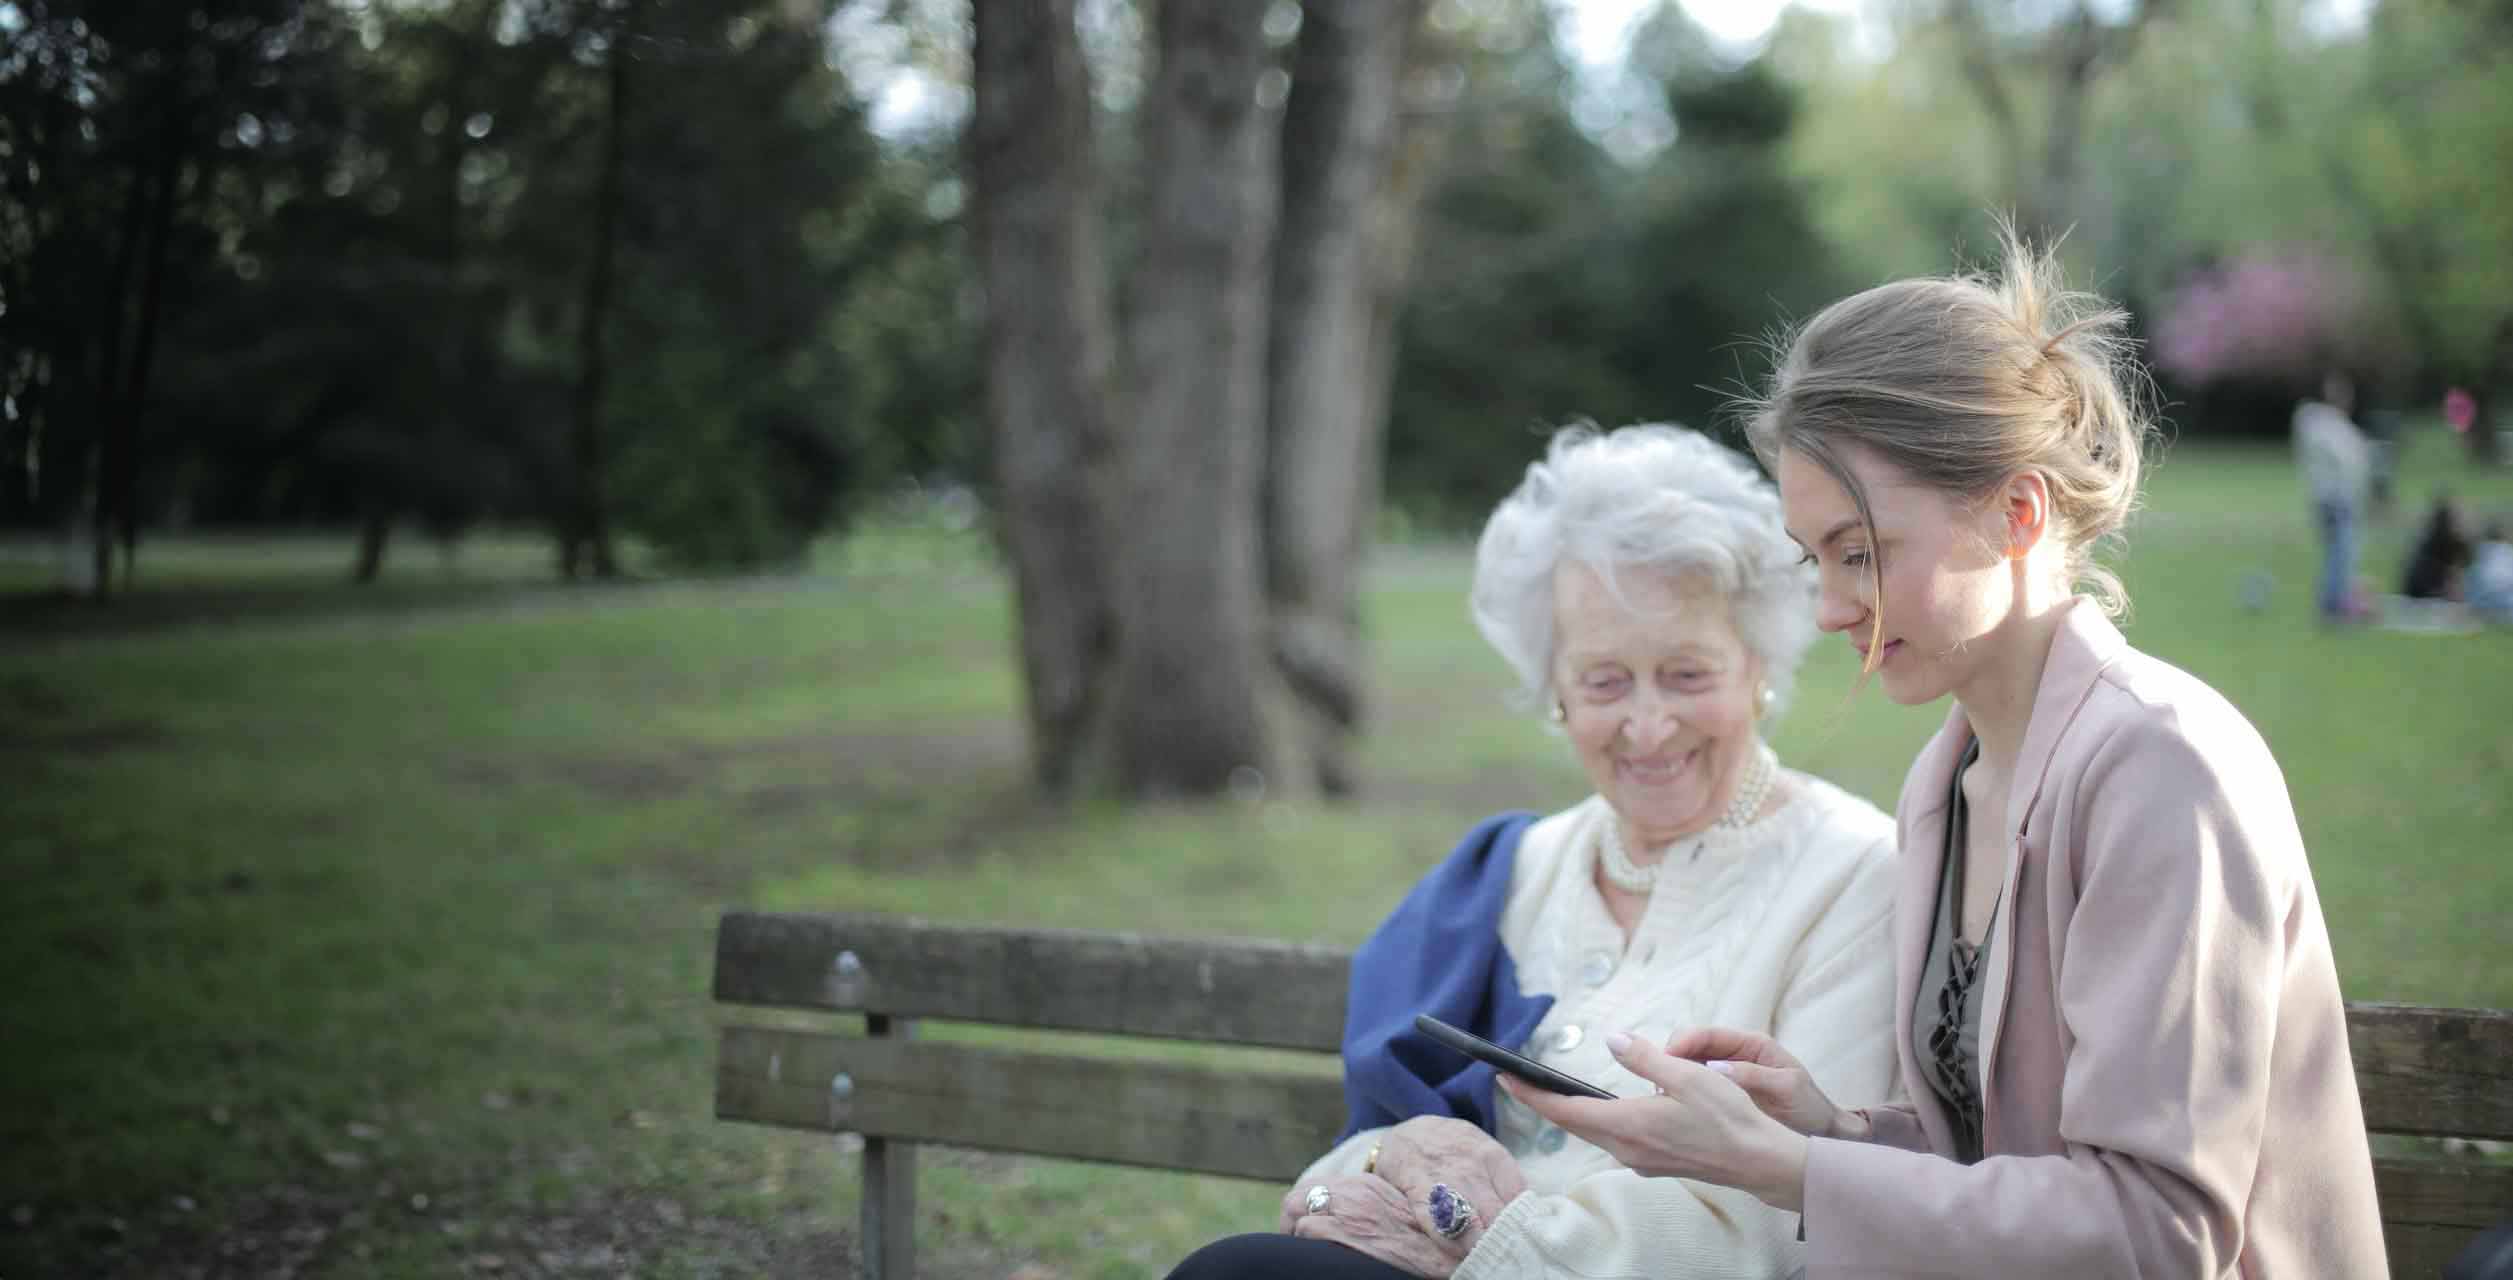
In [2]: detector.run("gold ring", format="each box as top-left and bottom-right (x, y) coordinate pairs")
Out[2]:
(1364, 1142), (1382, 1174)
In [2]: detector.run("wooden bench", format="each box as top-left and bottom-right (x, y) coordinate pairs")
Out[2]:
(712, 910), (2513, 1278)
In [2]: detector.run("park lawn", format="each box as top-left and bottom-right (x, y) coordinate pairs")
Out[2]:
(3, 436), (2510, 1278)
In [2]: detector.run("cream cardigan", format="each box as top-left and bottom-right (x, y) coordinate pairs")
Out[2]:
(1300, 774), (1901, 1279)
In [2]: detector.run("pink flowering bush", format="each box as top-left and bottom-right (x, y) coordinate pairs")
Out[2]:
(2153, 250), (2389, 389)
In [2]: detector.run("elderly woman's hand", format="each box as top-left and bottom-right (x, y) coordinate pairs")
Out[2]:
(1664, 1025), (1867, 1141)
(1278, 1174), (1456, 1278)
(1499, 1031), (1810, 1211)
(1368, 1116), (1528, 1259)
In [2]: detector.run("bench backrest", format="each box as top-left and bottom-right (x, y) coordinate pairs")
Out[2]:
(712, 910), (2513, 1278)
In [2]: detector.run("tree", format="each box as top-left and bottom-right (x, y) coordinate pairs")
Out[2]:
(1264, 0), (1428, 796)
(1, 7), (119, 580)
(968, 0), (1121, 792)
(2334, 0), (2513, 461)
(561, 0), (628, 580)
(1377, 4), (1847, 523)
(970, 0), (1456, 800)
(2064, 0), (2513, 448)
(1925, 0), (2184, 246)
(1382, 8), (1636, 522)
(3, 0), (963, 592)
(0, 0), (352, 595)
(1102, 0), (1286, 797)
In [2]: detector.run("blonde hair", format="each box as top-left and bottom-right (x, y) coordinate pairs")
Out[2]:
(1739, 225), (2157, 623)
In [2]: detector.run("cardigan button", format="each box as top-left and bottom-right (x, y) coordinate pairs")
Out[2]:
(1580, 950), (1615, 987)
(1554, 1024), (1585, 1052)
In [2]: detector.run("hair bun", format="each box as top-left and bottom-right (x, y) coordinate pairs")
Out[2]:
(1739, 217), (2156, 618)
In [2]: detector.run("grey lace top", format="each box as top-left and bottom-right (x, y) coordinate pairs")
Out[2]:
(1915, 737), (1995, 1164)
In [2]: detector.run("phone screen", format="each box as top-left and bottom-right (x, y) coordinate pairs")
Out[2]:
(1413, 1013), (1617, 1099)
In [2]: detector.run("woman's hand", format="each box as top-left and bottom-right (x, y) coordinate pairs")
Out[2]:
(1278, 1174), (1457, 1278)
(1368, 1116), (1528, 1258)
(1664, 1026), (1867, 1141)
(1498, 1031), (1811, 1211)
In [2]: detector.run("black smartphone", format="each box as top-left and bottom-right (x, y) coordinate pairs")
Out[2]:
(1413, 1014), (1617, 1100)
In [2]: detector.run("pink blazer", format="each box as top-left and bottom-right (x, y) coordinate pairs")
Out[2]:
(1800, 603), (2388, 1277)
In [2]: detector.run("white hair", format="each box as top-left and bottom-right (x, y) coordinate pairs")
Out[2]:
(1469, 423), (1819, 717)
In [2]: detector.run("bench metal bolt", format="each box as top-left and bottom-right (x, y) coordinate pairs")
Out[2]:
(830, 949), (867, 1007)
(827, 1071), (856, 1132)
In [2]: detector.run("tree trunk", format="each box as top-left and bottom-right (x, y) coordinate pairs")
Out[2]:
(354, 510), (392, 584)
(1108, 0), (1284, 798)
(89, 80), (191, 598)
(1351, 37), (1457, 591)
(1948, 0), (2031, 230)
(968, 0), (1121, 793)
(114, 72), (195, 591)
(2029, 9), (2105, 243)
(1264, 0), (1427, 797)
(88, 142), (154, 599)
(1946, 0), (2160, 244)
(362, 6), (479, 586)
(566, 20), (627, 581)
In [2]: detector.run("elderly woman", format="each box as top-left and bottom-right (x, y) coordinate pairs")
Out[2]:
(1166, 425), (1901, 1279)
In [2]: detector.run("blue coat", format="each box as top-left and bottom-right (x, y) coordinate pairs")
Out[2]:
(1338, 811), (1553, 1141)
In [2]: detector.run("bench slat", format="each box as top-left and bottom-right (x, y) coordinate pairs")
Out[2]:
(715, 1025), (1348, 1182)
(2377, 1156), (2513, 1278)
(717, 916), (2513, 1140)
(2350, 1003), (2513, 1141)
(2375, 1155), (2513, 1232)
(712, 915), (2513, 1277)
(714, 1030), (2513, 1273)
(714, 912), (1350, 1051)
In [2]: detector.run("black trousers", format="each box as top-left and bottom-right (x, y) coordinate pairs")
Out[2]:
(1165, 1233), (1420, 1279)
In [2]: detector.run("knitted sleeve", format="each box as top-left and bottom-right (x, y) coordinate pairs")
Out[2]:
(1456, 1169), (1797, 1280)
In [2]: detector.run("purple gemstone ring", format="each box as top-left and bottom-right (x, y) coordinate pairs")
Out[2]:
(1427, 1182), (1478, 1241)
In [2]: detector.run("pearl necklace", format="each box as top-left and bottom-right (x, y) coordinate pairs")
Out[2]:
(1597, 744), (1778, 895)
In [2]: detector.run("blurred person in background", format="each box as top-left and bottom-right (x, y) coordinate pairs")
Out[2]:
(2401, 494), (2477, 603)
(2467, 519), (2513, 621)
(1168, 425), (1900, 1279)
(2295, 372), (2374, 622)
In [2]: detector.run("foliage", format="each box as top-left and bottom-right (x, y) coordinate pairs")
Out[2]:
(2336, 0), (2513, 386)
(0, 0), (978, 577)
(1779, 0), (2513, 429)
(1776, 12), (2005, 283)
(1383, 4), (1849, 528)
(582, 1), (917, 568)
(9, 0), (2513, 579)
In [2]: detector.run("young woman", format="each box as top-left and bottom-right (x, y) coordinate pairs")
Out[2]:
(1503, 233), (2391, 1276)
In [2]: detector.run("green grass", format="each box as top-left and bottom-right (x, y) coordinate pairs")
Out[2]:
(4, 431), (2511, 1277)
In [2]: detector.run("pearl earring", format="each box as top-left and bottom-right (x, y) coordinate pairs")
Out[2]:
(1756, 684), (1776, 718)
(1549, 700), (1567, 724)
